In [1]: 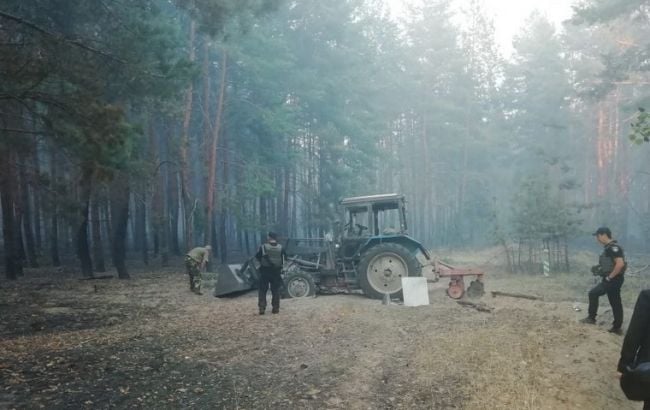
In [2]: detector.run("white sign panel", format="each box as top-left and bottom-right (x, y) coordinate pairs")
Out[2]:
(401, 277), (429, 307)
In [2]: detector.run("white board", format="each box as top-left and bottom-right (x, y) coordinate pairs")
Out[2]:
(401, 277), (429, 307)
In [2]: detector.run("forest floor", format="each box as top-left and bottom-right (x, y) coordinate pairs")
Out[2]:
(1, 249), (649, 410)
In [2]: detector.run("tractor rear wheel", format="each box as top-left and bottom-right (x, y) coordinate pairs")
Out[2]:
(283, 272), (316, 298)
(357, 243), (421, 299)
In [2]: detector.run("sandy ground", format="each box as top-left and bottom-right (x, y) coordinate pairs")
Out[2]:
(0, 260), (646, 409)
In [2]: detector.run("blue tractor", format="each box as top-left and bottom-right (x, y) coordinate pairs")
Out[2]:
(215, 193), (485, 299)
(215, 193), (437, 299)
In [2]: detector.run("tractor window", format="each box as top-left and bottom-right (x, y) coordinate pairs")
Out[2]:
(372, 202), (402, 235)
(345, 206), (370, 237)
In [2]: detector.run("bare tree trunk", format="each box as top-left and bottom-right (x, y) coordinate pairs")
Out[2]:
(244, 228), (251, 256)
(168, 164), (180, 256)
(91, 191), (106, 272)
(0, 148), (21, 279)
(180, 17), (196, 250)
(135, 190), (148, 265)
(49, 146), (61, 266)
(291, 160), (297, 238)
(111, 175), (130, 279)
(563, 236), (570, 272)
(102, 198), (112, 254)
(281, 138), (291, 237)
(260, 197), (267, 243)
(218, 134), (229, 263)
(18, 154), (38, 267)
(200, 38), (212, 244)
(148, 117), (161, 259)
(32, 148), (43, 254)
(76, 166), (94, 277)
(205, 48), (228, 246)
(160, 125), (170, 267)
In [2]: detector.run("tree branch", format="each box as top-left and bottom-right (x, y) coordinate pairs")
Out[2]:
(0, 10), (126, 64)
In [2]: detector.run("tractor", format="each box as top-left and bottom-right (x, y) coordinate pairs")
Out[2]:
(213, 193), (485, 300)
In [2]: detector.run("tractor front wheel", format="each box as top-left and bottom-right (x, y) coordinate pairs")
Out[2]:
(357, 243), (422, 299)
(283, 272), (316, 298)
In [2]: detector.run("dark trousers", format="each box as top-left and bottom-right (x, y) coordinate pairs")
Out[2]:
(588, 276), (624, 328)
(645, 400), (649, 410)
(258, 268), (282, 311)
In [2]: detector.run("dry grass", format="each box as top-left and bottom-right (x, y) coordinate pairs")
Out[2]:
(1, 251), (646, 409)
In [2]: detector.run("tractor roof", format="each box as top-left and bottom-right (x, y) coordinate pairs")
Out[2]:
(340, 193), (404, 206)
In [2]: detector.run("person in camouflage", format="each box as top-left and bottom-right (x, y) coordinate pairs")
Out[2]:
(185, 245), (211, 295)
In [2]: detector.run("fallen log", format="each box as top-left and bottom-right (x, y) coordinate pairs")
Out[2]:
(457, 300), (493, 313)
(491, 291), (541, 300)
(78, 275), (114, 281)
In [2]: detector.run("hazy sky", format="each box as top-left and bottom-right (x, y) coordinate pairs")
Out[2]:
(386, 0), (576, 56)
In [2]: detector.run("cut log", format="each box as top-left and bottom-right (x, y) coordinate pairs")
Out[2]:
(79, 275), (114, 281)
(457, 300), (493, 313)
(491, 291), (541, 300)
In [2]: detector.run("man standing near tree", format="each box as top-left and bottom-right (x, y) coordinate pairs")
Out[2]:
(255, 232), (286, 315)
(185, 245), (211, 295)
(580, 227), (626, 335)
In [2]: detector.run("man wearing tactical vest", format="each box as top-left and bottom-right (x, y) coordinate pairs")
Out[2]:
(580, 227), (626, 335)
(255, 232), (286, 315)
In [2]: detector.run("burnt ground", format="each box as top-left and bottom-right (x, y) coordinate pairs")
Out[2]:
(0, 259), (644, 410)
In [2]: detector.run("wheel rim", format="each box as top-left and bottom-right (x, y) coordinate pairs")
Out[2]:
(366, 252), (409, 294)
(287, 277), (311, 298)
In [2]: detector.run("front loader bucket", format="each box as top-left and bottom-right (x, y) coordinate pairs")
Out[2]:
(213, 260), (259, 297)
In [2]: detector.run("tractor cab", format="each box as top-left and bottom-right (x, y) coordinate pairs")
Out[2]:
(337, 193), (409, 259)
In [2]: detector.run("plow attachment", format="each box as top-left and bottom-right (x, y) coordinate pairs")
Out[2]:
(213, 259), (259, 297)
(433, 260), (485, 300)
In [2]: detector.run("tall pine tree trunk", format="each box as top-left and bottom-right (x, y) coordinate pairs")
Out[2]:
(91, 191), (106, 272)
(281, 139), (291, 237)
(168, 164), (180, 256)
(76, 165), (94, 277)
(49, 145), (61, 266)
(135, 190), (148, 265)
(218, 134), (229, 263)
(32, 149), (43, 254)
(259, 197), (267, 243)
(18, 154), (38, 267)
(0, 147), (21, 279)
(180, 17), (196, 251)
(205, 48), (228, 246)
(200, 38), (212, 245)
(110, 175), (130, 279)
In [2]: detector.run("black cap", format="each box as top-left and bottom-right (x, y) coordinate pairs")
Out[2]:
(268, 232), (278, 240)
(592, 227), (611, 237)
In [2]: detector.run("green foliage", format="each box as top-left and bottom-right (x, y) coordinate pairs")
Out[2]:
(572, 0), (649, 24)
(630, 107), (650, 143)
(511, 176), (582, 240)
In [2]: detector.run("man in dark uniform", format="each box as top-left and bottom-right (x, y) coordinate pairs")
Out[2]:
(618, 289), (650, 408)
(255, 232), (286, 315)
(580, 227), (626, 334)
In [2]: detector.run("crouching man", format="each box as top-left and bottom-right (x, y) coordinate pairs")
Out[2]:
(185, 245), (211, 295)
